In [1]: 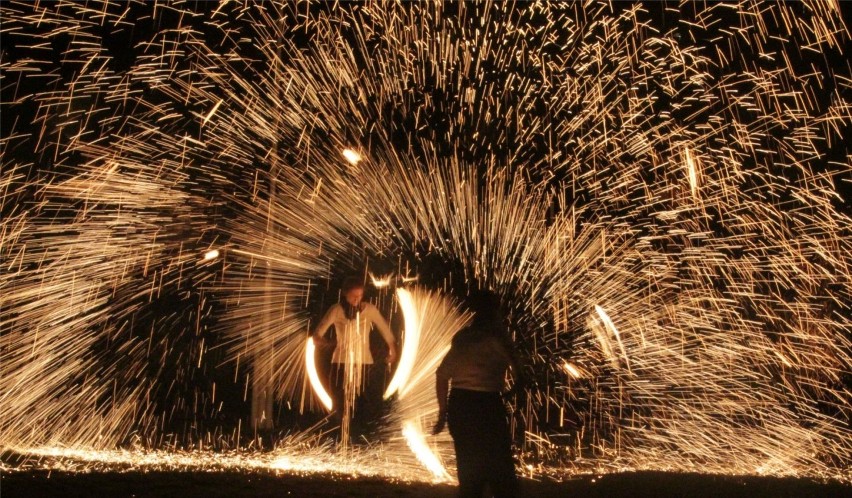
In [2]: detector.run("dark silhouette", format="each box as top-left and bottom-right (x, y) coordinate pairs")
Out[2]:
(433, 289), (525, 498)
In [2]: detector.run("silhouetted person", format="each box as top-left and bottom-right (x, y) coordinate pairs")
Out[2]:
(433, 289), (524, 498)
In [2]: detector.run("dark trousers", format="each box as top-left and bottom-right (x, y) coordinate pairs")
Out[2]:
(447, 388), (518, 498)
(327, 363), (386, 435)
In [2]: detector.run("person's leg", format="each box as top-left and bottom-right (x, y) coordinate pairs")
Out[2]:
(355, 363), (386, 438)
(327, 363), (344, 428)
(483, 397), (518, 498)
(351, 364), (376, 439)
(448, 389), (489, 498)
(452, 436), (487, 497)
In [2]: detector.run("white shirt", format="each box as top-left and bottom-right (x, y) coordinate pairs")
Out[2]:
(436, 334), (512, 392)
(313, 302), (394, 364)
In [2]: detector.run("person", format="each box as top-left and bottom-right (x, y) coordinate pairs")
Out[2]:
(432, 289), (524, 498)
(312, 276), (397, 441)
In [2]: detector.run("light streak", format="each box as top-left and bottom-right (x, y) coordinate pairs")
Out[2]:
(305, 338), (333, 411)
(684, 146), (700, 200)
(562, 361), (584, 379)
(594, 305), (631, 372)
(402, 421), (451, 482)
(202, 100), (223, 127)
(384, 288), (421, 400)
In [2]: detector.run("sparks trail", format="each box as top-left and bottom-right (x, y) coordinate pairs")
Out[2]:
(1, 0), (850, 483)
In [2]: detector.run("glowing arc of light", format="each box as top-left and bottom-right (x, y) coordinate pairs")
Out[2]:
(594, 305), (631, 371)
(384, 287), (420, 399)
(399, 344), (450, 399)
(402, 420), (450, 481)
(305, 337), (333, 411)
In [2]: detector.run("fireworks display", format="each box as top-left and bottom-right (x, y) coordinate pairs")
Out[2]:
(1, 0), (850, 484)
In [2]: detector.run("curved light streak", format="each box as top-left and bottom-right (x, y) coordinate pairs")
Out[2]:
(594, 305), (631, 372)
(305, 337), (333, 411)
(384, 288), (421, 400)
(399, 344), (450, 400)
(402, 420), (450, 482)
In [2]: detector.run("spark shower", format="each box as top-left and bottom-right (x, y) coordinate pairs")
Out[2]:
(1, 0), (850, 483)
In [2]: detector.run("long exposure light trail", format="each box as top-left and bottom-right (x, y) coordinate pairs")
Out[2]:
(384, 288), (421, 400)
(1, 0), (850, 484)
(304, 337), (332, 411)
(402, 420), (451, 482)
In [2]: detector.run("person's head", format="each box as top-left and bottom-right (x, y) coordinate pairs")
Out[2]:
(457, 288), (507, 343)
(341, 276), (365, 308)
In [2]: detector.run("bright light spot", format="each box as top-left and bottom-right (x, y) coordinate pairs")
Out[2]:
(369, 272), (392, 288)
(402, 420), (450, 481)
(270, 456), (293, 470)
(306, 337), (333, 411)
(562, 361), (583, 379)
(203, 249), (220, 261)
(342, 148), (362, 165)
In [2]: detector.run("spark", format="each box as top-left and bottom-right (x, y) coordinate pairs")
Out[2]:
(342, 149), (363, 165)
(594, 305), (631, 372)
(684, 146), (700, 200)
(369, 272), (392, 289)
(201, 100), (223, 127)
(562, 361), (585, 379)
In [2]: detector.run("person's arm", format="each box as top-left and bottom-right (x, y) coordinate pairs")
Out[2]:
(312, 305), (337, 346)
(432, 374), (450, 435)
(367, 304), (397, 363)
(432, 349), (455, 435)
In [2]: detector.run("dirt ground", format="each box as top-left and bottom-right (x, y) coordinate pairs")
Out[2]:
(1, 469), (849, 498)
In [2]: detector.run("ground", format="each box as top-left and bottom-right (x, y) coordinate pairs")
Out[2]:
(1, 469), (849, 498)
